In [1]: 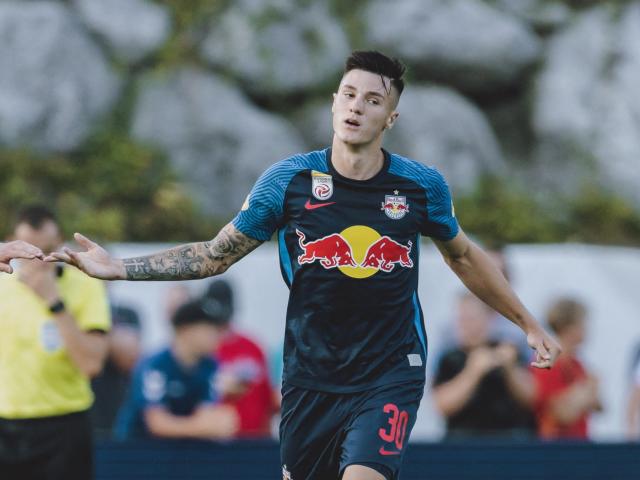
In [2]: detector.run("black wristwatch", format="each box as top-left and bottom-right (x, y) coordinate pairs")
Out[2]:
(48, 299), (66, 314)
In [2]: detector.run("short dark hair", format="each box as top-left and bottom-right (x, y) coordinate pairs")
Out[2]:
(171, 300), (219, 329)
(14, 205), (58, 230)
(200, 279), (234, 326)
(344, 50), (406, 97)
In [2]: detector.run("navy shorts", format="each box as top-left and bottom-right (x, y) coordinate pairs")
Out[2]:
(280, 380), (424, 480)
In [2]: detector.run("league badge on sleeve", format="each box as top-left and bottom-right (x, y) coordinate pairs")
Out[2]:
(381, 191), (409, 220)
(311, 171), (333, 200)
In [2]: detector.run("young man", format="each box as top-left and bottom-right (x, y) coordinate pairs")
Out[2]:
(531, 298), (601, 440)
(0, 206), (110, 480)
(0, 239), (44, 272)
(201, 279), (275, 438)
(47, 51), (561, 480)
(115, 300), (238, 440)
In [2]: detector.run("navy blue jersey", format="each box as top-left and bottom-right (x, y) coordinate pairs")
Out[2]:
(233, 148), (458, 393)
(115, 348), (218, 439)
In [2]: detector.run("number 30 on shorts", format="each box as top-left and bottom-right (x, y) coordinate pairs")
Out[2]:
(378, 403), (409, 451)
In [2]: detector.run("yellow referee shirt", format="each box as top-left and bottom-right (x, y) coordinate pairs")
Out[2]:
(0, 265), (111, 419)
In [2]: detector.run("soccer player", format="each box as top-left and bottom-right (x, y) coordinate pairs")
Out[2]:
(0, 239), (44, 273)
(47, 51), (561, 480)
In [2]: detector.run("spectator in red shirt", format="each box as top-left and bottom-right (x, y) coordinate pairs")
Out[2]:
(201, 279), (276, 438)
(531, 298), (602, 439)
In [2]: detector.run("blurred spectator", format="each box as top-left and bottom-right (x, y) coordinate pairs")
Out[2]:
(115, 300), (238, 440)
(531, 298), (602, 440)
(625, 346), (640, 440)
(432, 292), (535, 438)
(0, 205), (110, 479)
(202, 280), (276, 438)
(91, 305), (143, 436)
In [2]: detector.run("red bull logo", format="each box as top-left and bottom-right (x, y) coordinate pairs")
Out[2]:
(296, 230), (357, 268)
(296, 226), (414, 278)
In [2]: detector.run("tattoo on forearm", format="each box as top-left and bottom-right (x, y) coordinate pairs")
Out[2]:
(124, 224), (262, 280)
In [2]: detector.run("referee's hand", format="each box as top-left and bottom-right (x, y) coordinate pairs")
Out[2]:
(0, 240), (44, 274)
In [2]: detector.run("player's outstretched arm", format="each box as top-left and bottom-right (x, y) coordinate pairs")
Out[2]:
(434, 228), (561, 369)
(0, 240), (44, 273)
(44, 223), (262, 281)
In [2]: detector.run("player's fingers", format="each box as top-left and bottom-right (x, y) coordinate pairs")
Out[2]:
(530, 359), (551, 369)
(61, 247), (82, 266)
(44, 252), (72, 263)
(74, 233), (98, 250)
(535, 341), (551, 361)
(0, 263), (13, 274)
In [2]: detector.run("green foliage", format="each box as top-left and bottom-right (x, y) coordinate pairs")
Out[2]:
(0, 135), (219, 243)
(455, 176), (640, 246)
(563, 186), (640, 245)
(151, 0), (228, 69)
(455, 176), (560, 246)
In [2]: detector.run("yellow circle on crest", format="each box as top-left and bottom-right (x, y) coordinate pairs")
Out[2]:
(338, 225), (381, 279)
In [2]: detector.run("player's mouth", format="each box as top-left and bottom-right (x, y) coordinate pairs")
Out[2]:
(344, 118), (361, 128)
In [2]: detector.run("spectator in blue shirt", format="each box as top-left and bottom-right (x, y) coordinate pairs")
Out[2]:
(115, 300), (238, 440)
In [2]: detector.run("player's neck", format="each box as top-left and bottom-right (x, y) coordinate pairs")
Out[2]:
(330, 137), (385, 181)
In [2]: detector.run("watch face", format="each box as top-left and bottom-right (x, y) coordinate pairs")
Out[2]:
(49, 300), (65, 313)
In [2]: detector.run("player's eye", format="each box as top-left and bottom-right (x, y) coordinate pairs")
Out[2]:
(344, 92), (355, 98)
(368, 98), (380, 105)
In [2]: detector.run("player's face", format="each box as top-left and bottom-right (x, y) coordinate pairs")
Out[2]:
(332, 69), (399, 147)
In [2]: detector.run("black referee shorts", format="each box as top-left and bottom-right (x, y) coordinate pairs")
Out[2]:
(280, 380), (424, 480)
(0, 410), (93, 480)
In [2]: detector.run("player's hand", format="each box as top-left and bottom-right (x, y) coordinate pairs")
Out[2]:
(527, 327), (562, 369)
(44, 233), (125, 280)
(0, 240), (43, 274)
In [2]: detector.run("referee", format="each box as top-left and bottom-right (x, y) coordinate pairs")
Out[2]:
(0, 206), (111, 480)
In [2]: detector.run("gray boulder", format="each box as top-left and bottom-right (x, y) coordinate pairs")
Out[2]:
(0, 1), (120, 152)
(365, 0), (541, 93)
(492, 0), (572, 32)
(200, 0), (350, 96)
(73, 0), (171, 64)
(533, 5), (640, 204)
(384, 86), (506, 193)
(131, 68), (307, 219)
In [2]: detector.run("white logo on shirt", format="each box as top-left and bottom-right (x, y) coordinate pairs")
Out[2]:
(143, 370), (167, 402)
(407, 354), (423, 367)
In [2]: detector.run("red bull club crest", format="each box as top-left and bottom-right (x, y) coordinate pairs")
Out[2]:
(296, 226), (413, 279)
(381, 193), (409, 220)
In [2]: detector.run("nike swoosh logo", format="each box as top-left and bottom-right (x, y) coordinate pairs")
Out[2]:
(304, 199), (336, 210)
(379, 447), (401, 456)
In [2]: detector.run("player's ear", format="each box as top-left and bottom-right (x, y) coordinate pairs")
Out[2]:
(331, 92), (337, 113)
(385, 112), (399, 130)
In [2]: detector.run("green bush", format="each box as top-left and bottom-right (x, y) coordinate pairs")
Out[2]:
(0, 135), (220, 243)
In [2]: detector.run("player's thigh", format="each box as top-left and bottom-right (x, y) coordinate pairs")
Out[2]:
(280, 383), (346, 479)
(340, 381), (424, 480)
(342, 464), (387, 480)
